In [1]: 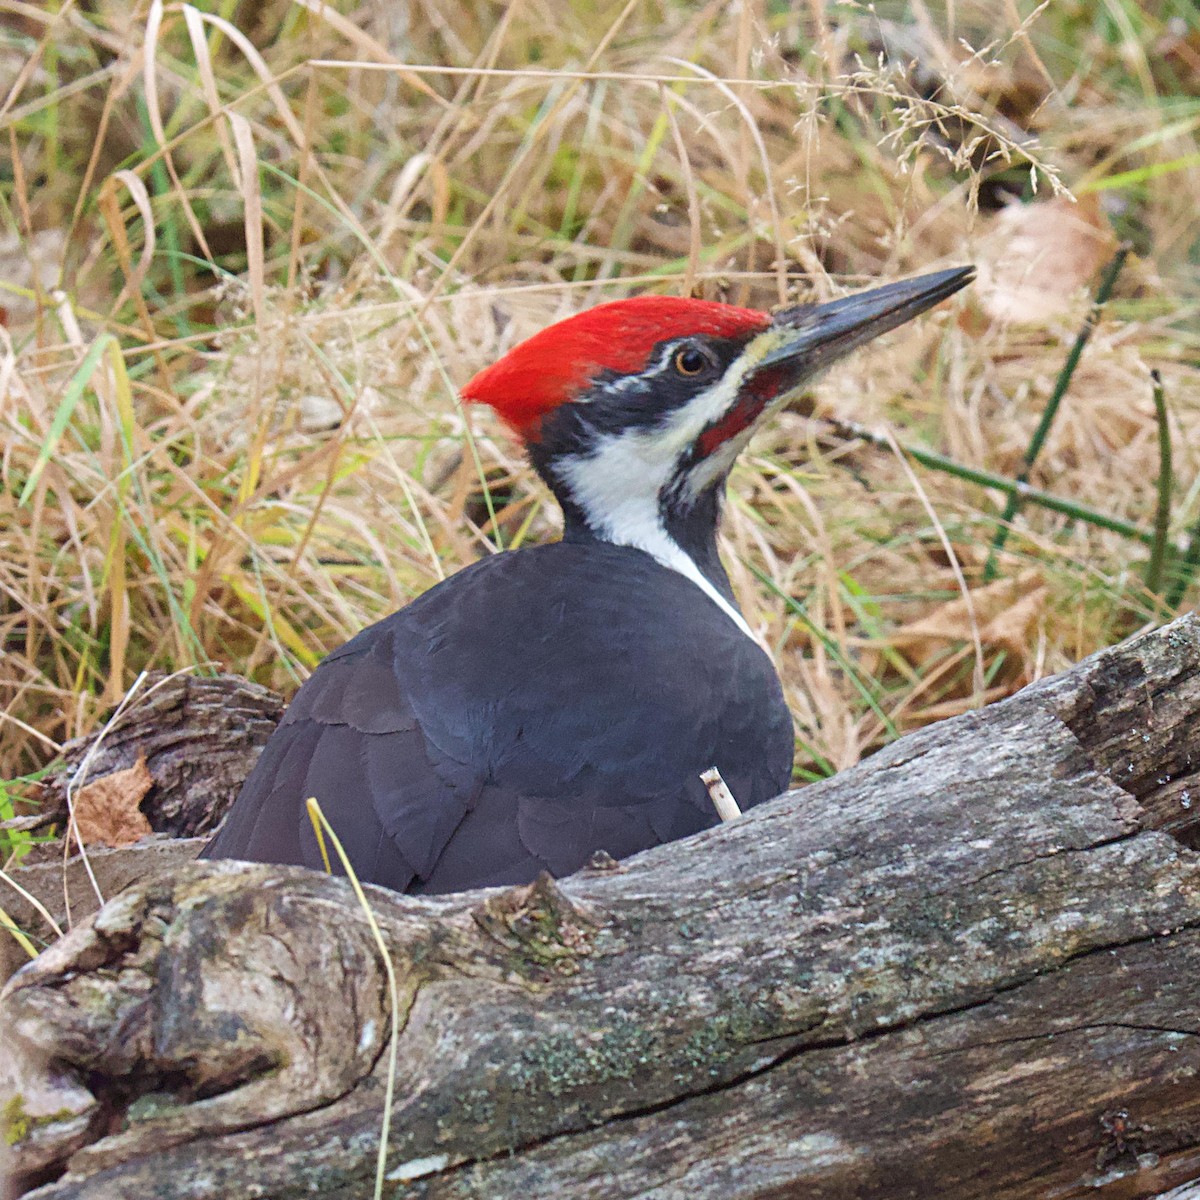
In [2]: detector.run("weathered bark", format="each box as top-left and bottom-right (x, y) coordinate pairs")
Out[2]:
(38, 672), (284, 840)
(0, 837), (207, 984)
(3, 616), (1200, 1200)
(0, 674), (280, 982)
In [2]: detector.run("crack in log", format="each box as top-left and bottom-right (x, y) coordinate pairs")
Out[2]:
(401, 920), (1200, 1193)
(928, 1021), (1200, 1057)
(936, 827), (1147, 897)
(1054, 644), (1200, 851)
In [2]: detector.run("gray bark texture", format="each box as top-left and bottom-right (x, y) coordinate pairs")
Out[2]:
(0, 673), (281, 983)
(2, 616), (1200, 1200)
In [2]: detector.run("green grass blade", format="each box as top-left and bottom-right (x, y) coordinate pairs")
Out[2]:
(984, 243), (1130, 579)
(750, 566), (899, 742)
(17, 333), (115, 507)
(826, 418), (1155, 545)
(1165, 494), (1200, 613)
(1080, 152), (1200, 193)
(1144, 370), (1172, 597)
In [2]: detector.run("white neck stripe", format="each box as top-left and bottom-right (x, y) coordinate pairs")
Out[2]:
(647, 534), (759, 642)
(557, 454), (759, 642)
(552, 381), (766, 645)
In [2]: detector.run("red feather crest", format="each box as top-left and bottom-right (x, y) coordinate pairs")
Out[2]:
(462, 295), (769, 438)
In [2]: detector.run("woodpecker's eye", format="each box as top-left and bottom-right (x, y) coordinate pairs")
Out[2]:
(673, 346), (711, 377)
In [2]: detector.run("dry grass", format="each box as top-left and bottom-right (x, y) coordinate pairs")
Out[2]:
(1, 0), (1198, 801)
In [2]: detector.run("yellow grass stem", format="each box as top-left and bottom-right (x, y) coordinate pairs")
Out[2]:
(0, 904), (38, 960)
(305, 797), (400, 1200)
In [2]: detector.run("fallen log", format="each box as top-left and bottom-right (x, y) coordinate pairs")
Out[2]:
(0, 673), (282, 984)
(37, 672), (284, 840)
(3, 615), (1200, 1200)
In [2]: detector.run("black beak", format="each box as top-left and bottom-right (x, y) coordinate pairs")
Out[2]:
(752, 266), (975, 380)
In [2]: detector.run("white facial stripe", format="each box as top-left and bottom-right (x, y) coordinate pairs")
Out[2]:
(682, 381), (798, 498)
(658, 324), (798, 460)
(553, 325), (802, 646)
(682, 420), (754, 498)
(557, 412), (758, 644)
(677, 324), (837, 498)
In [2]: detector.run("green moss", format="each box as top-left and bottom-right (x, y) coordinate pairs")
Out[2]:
(2, 1093), (82, 1146)
(474, 879), (597, 976)
(2, 1093), (27, 1146)
(506, 994), (795, 1103)
(123, 1092), (182, 1126)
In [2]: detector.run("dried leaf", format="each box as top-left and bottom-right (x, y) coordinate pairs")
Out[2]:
(977, 195), (1117, 325)
(891, 570), (1045, 664)
(72, 756), (154, 848)
(980, 584), (1048, 659)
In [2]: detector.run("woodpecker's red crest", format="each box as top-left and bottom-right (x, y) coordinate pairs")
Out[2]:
(463, 295), (770, 439)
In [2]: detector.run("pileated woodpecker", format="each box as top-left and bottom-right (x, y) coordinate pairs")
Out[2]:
(205, 267), (974, 892)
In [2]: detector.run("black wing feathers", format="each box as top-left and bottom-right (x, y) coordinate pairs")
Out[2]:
(205, 542), (793, 892)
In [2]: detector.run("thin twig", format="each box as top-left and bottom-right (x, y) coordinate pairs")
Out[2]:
(701, 767), (742, 822)
(61, 665), (215, 925)
(62, 671), (152, 920)
(0, 865), (65, 942)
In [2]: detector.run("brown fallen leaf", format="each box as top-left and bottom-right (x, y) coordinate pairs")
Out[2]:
(72, 755), (155, 848)
(976, 194), (1117, 325)
(891, 569), (1046, 666)
(980, 583), (1048, 661)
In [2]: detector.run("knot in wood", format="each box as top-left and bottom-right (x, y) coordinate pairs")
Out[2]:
(472, 872), (599, 974)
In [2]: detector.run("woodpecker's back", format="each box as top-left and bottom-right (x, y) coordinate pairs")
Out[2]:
(205, 540), (793, 891)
